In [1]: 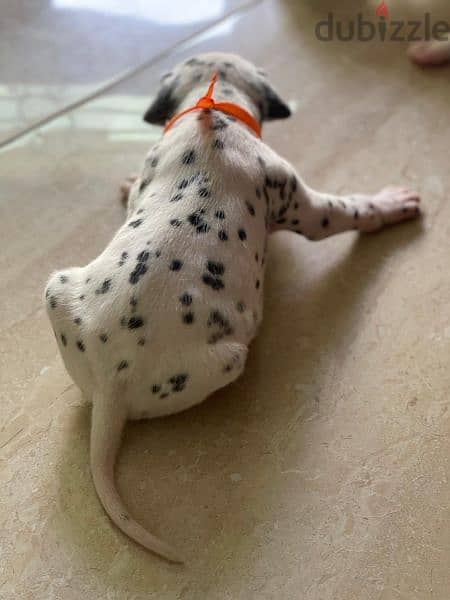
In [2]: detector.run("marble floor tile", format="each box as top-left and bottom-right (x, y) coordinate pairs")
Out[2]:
(1, 1), (450, 598)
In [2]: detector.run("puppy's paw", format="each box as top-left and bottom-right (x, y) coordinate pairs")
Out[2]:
(120, 174), (138, 205)
(359, 186), (421, 233)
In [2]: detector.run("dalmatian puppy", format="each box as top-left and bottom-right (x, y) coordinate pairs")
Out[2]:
(45, 52), (421, 563)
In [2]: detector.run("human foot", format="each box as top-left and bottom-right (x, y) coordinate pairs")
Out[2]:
(408, 39), (450, 66)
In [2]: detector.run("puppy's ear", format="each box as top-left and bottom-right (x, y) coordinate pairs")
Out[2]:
(261, 82), (291, 121)
(143, 82), (178, 126)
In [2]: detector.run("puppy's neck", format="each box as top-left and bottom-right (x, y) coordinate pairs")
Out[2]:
(178, 81), (261, 125)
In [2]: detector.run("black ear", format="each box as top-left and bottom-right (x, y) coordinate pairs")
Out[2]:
(143, 84), (178, 126)
(261, 82), (291, 121)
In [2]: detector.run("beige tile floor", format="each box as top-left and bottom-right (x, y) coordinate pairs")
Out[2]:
(1, 0), (450, 598)
(0, 0), (254, 144)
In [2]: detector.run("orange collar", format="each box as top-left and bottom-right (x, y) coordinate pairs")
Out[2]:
(163, 73), (261, 138)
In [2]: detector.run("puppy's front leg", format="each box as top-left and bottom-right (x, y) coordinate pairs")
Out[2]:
(120, 174), (138, 206)
(268, 164), (421, 240)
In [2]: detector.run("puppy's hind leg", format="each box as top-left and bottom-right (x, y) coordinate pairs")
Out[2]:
(268, 168), (421, 240)
(352, 186), (421, 233)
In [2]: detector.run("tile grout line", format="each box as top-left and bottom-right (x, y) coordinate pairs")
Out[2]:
(0, 0), (261, 150)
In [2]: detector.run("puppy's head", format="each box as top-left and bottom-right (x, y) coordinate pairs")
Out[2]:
(143, 52), (291, 126)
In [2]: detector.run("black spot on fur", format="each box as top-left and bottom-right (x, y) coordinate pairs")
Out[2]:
(95, 279), (112, 295)
(129, 262), (147, 285)
(170, 218), (182, 227)
(60, 275), (68, 284)
(212, 116), (228, 130)
(180, 293), (193, 306)
(74, 317), (82, 325)
(321, 217), (329, 228)
(202, 274), (224, 291)
(61, 334), (67, 346)
(182, 312), (194, 324)
(152, 384), (161, 394)
(207, 261), (224, 276)
(213, 139), (224, 150)
(139, 179), (150, 193)
(129, 251), (149, 285)
(49, 296), (57, 309)
(218, 230), (228, 241)
(128, 316), (144, 329)
(246, 201), (255, 216)
(151, 157), (158, 168)
(128, 219), (143, 228)
(215, 210), (225, 220)
(76, 340), (85, 352)
(137, 250), (149, 263)
(198, 187), (210, 198)
(238, 228), (247, 241)
(182, 150), (196, 165)
(99, 333), (108, 343)
(188, 211), (210, 234)
(170, 260), (183, 271)
(188, 212), (202, 226)
(169, 373), (188, 392)
(117, 360), (129, 371)
(207, 309), (233, 344)
(171, 193), (183, 203)
(237, 302), (245, 313)
(209, 310), (229, 329)
(138, 337), (146, 346)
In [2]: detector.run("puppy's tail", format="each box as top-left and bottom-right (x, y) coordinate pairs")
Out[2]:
(90, 391), (183, 563)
